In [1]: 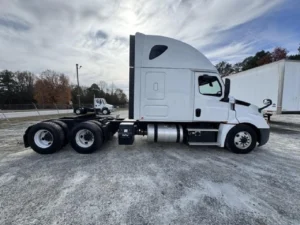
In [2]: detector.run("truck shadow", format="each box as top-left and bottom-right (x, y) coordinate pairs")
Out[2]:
(270, 121), (300, 129)
(270, 126), (300, 135)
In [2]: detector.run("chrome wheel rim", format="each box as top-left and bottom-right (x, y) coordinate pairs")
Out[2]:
(34, 129), (53, 148)
(75, 129), (94, 148)
(76, 109), (81, 114)
(234, 131), (252, 149)
(103, 109), (108, 114)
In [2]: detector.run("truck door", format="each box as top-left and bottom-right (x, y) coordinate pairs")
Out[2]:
(193, 72), (229, 122)
(94, 98), (102, 109)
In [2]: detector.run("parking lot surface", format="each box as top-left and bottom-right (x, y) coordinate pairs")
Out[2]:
(0, 113), (300, 225)
(1, 109), (73, 119)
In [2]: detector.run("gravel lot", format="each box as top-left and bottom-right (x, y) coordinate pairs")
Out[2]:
(1, 109), (73, 119)
(0, 112), (300, 225)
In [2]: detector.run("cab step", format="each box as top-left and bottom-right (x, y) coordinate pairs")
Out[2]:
(187, 128), (218, 132)
(188, 142), (219, 146)
(186, 128), (219, 144)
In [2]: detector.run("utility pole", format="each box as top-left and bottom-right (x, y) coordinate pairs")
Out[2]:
(76, 64), (82, 107)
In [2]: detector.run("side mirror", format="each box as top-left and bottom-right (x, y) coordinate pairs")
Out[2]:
(259, 99), (272, 112)
(263, 99), (271, 105)
(224, 78), (230, 100)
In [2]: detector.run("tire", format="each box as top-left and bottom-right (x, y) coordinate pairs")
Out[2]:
(70, 121), (103, 154)
(75, 108), (82, 115)
(52, 120), (69, 146)
(28, 122), (64, 154)
(102, 108), (109, 115)
(225, 124), (257, 154)
(82, 108), (87, 114)
(89, 120), (111, 141)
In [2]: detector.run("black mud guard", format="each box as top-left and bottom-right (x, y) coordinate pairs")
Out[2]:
(23, 125), (33, 148)
(100, 123), (110, 141)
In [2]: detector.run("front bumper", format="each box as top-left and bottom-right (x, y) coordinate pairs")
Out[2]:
(258, 128), (270, 146)
(110, 108), (116, 112)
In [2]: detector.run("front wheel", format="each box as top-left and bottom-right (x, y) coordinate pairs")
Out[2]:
(226, 124), (257, 154)
(102, 108), (109, 115)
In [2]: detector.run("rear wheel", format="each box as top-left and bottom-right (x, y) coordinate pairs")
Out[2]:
(226, 124), (257, 154)
(75, 108), (82, 115)
(82, 108), (88, 114)
(28, 122), (64, 154)
(89, 120), (111, 141)
(102, 108), (109, 115)
(70, 121), (103, 154)
(52, 120), (69, 145)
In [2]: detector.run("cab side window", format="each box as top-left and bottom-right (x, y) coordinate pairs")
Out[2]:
(198, 75), (222, 97)
(149, 45), (168, 60)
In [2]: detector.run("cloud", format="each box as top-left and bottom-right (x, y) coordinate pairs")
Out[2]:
(0, 15), (31, 31)
(95, 30), (108, 40)
(205, 42), (255, 64)
(0, 0), (293, 96)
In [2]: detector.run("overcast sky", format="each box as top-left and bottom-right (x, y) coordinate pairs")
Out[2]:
(0, 0), (299, 94)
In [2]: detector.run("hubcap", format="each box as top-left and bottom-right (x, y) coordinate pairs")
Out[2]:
(34, 129), (53, 148)
(76, 109), (81, 114)
(234, 131), (252, 149)
(75, 129), (94, 148)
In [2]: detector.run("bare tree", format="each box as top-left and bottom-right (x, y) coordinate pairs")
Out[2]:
(98, 81), (107, 92)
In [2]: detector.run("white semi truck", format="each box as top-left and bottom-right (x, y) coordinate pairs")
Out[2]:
(23, 33), (270, 154)
(226, 60), (300, 120)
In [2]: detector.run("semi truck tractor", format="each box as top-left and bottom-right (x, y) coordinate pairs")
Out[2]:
(23, 33), (270, 154)
(74, 98), (115, 115)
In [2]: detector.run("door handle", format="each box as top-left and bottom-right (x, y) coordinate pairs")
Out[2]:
(195, 108), (201, 117)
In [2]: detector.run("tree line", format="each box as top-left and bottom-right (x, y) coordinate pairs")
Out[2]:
(216, 44), (300, 77)
(71, 82), (127, 106)
(0, 70), (128, 108)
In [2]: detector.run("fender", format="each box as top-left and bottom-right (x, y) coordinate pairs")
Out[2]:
(217, 124), (235, 147)
(217, 107), (269, 147)
(234, 104), (269, 129)
(236, 114), (269, 129)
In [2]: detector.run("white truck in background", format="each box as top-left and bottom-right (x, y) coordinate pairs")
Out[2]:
(23, 32), (271, 155)
(74, 98), (115, 115)
(227, 60), (300, 120)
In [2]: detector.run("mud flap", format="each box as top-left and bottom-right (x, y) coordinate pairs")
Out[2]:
(23, 126), (32, 148)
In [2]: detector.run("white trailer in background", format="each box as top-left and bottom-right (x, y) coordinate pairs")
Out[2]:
(227, 60), (300, 119)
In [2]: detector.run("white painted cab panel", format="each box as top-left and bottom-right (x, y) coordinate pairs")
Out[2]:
(138, 68), (194, 121)
(193, 72), (229, 122)
(134, 33), (218, 72)
(235, 105), (269, 129)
